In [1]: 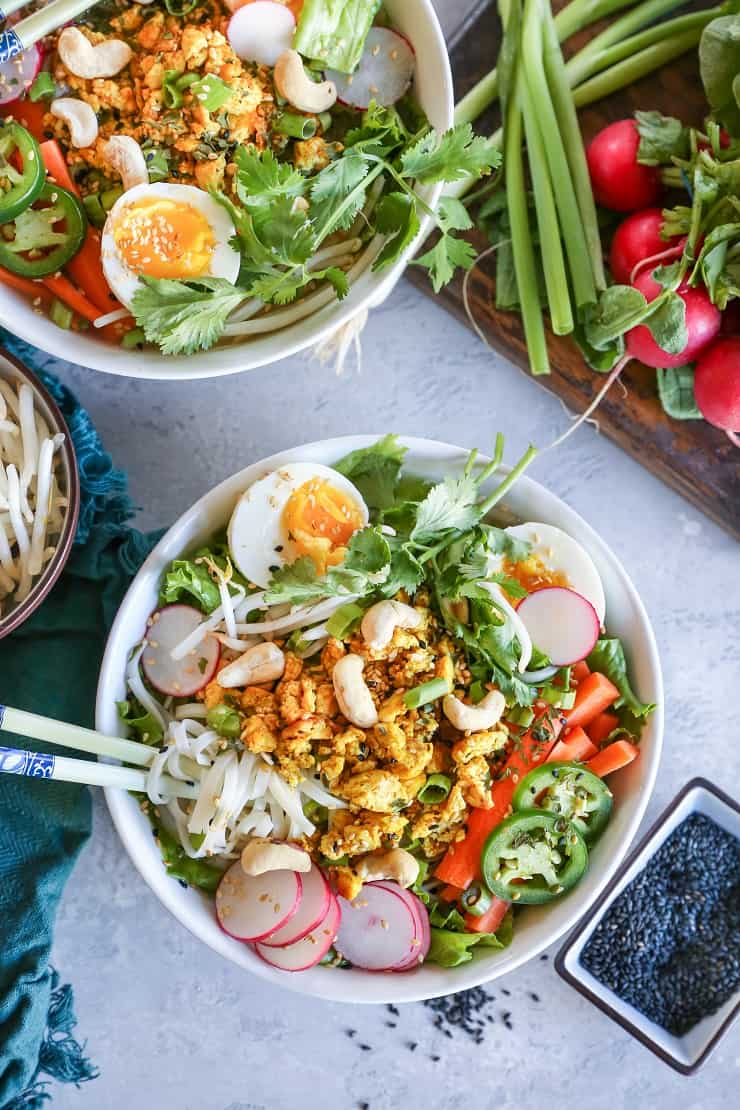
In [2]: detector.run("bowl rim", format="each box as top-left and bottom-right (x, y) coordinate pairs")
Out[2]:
(555, 776), (740, 1075)
(97, 434), (664, 1003)
(0, 346), (80, 638)
(0, 0), (453, 382)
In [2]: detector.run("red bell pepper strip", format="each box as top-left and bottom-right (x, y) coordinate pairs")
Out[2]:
(435, 711), (562, 890)
(563, 672), (619, 730)
(464, 894), (510, 934)
(587, 711), (620, 745)
(587, 740), (639, 778)
(547, 725), (597, 763)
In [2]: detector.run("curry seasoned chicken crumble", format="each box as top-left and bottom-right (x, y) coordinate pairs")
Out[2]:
(199, 591), (510, 900)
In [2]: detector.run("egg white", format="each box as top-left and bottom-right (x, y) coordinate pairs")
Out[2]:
(228, 462), (370, 589)
(101, 182), (241, 309)
(490, 521), (606, 624)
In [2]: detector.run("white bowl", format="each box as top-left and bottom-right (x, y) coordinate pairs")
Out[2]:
(96, 436), (664, 1003)
(0, 1), (452, 381)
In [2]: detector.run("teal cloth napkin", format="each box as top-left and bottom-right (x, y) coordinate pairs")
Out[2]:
(0, 337), (160, 1109)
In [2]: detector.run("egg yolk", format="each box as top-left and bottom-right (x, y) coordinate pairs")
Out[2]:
(283, 479), (364, 576)
(502, 555), (570, 597)
(113, 197), (215, 280)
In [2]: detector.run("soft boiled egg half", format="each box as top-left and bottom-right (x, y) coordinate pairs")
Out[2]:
(228, 463), (369, 588)
(101, 183), (241, 309)
(489, 521), (606, 624)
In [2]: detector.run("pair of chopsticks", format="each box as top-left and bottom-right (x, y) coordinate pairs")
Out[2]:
(0, 703), (198, 799)
(0, 0), (99, 65)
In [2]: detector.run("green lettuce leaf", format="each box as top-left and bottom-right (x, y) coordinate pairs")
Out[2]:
(117, 699), (163, 746)
(159, 558), (221, 613)
(293, 0), (382, 73)
(426, 911), (514, 968)
(587, 637), (656, 723)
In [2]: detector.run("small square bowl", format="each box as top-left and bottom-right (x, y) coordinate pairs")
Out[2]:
(556, 777), (740, 1075)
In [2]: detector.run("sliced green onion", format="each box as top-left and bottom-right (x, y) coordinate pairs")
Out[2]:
(326, 601), (366, 639)
(540, 685), (577, 709)
(276, 112), (317, 139)
(121, 327), (146, 349)
(460, 881), (494, 917)
(206, 703), (241, 738)
(404, 677), (451, 710)
(29, 71), (55, 102)
(191, 73), (233, 112)
(82, 193), (106, 229)
(508, 705), (535, 728)
(318, 111), (332, 133)
(101, 186), (123, 212)
(50, 298), (73, 330)
(418, 773), (452, 805)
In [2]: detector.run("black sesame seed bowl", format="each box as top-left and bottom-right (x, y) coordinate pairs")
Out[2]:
(556, 777), (740, 1075)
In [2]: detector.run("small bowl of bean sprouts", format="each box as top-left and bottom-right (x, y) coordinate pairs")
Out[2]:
(0, 348), (79, 637)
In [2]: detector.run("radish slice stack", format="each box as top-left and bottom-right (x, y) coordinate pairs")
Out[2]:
(259, 862), (331, 947)
(227, 1), (296, 66)
(335, 881), (430, 970)
(0, 45), (42, 107)
(216, 861), (302, 941)
(256, 895), (340, 971)
(141, 604), (220, 696)
(516, 587), (600, 666)
(328, 28), (414, 109)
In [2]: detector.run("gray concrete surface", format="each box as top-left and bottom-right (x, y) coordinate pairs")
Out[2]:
(24, 1), (738, 1106)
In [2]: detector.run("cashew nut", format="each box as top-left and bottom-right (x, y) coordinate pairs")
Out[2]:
(360, 600), (422, 652)
(356, 848), (419, 889)
(241, 838), (311, 876)
(50, 98), (98, 149)
(332, 653), (378, 728)
(104, 136), (149, 192)
(274, 50), (337, 113)
(218, 642), (285, 688)
(58, 27), (132, 80)
(443, 689), (506, 732)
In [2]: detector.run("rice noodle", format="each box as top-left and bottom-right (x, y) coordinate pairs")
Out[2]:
(127, 642), (170, 732)
(18, 385), (37, 523)
(235, 594), (358, 636)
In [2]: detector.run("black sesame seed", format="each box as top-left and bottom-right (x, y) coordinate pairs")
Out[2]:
(501, 988), (511, 996)
(387, 1004), (399, 1016)
(358, 1044), (372, 1052)
(406, 1041), (417, 1051)
(581, 813), (740, 1036)
(385, 1021), (396, 1028)
(430, 1055), (440, 1062)
(345, 1029), (356, 1038)
(529, 992), (540, 1002)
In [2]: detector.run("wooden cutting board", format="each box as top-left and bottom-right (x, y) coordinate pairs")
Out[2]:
(405, 0), (740, 539)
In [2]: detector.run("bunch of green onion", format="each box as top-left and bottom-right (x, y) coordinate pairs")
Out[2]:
(446, 0), (728, 375)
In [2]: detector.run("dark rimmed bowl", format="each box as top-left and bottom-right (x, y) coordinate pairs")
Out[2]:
(0, 347), (79, 639)
(556, 777), (740, 1075)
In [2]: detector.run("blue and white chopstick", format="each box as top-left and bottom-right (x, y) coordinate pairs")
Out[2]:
(0, 703), (199, 799)
(0, 742), (199, 797)
(0, 0), (99, 64)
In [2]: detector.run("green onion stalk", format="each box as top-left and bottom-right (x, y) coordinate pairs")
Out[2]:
(453, 0), (686, 126)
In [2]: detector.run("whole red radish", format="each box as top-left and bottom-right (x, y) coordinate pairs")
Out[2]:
(626, 270), (721, 369)
(609, 208), (684, 285)
(693, 338), (740, 444)
(587, 120), (662, 211)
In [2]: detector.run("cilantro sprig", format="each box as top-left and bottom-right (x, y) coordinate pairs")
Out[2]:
(131, 109), (500, 355)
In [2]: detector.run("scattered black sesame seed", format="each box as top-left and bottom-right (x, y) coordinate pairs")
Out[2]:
(345, 1029), (356, 1038)
(581, 813), (740, 1036)
(177, 880), (187, 889)
(529, 992), (540, 1002)
(540, 954), (549, 961)
(501, 988), (511, 996)
(358, 1044), (372, 1052)
(501, 1011), (511, 1022)
(406, 1041), (418, 1051)
(385, 1021), (397, 1028)
(430, 1054), (440, 1062)
(387, 1004), (399, 1016)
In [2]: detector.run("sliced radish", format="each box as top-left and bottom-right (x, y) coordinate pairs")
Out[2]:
(142, 604), (220, 696)
(260, 862), (331, 947)
(516, 587), (600, 667)
(329, 28), (414, 110)
(335, 882), (421, 971)
(227, 1), (296, 67)
(373, 882), (430, 969)
(216, 859), (302, 942)
(256, 893), (340, 971)
(0, 44), (42, 107)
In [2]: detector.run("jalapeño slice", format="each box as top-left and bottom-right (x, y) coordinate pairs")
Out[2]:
(0, 121), (44, 224)
(0, 182), (86, 278)
(513, 761), (613, 842)
(481, 810), (588, 904)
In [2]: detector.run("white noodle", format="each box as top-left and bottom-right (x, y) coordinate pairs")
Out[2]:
(18, 385), (38, 523)
(28, 438), (54, 576)
(174, 702), (208, 720)
(126, 642), (170, 732)
(235, 594), (358, 636)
